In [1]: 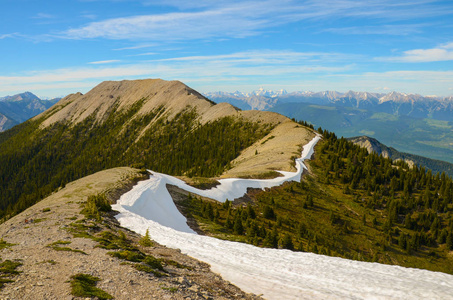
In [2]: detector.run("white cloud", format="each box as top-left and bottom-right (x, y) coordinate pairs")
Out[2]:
(379, 42), (453, 62)
(88, 60), (121, 64)
(440, 42), (453, 50)
(127, 52), (158, 57)
(327, 70), (453, 95)
(0, 33), (18, 39)
(61, 6), (269, 41)
(58, 0), (452, 41)
(81, 14), (97, 20)
(323, 24), (423, 36)
(113, 44), (157, 50)
(0, 49), (352, 95)
(2, 49), (452, 97)
(32, 13), (55, 19)
(152, 50), (356, 65)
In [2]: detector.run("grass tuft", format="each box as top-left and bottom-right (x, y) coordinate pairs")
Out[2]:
(0, 238), (15, 250)
(70, 273), (113, 299)
(47, 240), (87, 255)
(0, 259), (22, 289)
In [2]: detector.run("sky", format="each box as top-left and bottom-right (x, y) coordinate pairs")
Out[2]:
(1, 0), (453, 98)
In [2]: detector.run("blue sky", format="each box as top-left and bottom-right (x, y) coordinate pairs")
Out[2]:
(1, 0), (453, 98)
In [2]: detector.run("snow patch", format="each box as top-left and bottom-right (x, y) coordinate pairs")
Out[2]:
(113, 135), (453, 299)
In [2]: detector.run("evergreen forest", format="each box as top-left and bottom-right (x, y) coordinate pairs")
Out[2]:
(0, 98), (273, 220)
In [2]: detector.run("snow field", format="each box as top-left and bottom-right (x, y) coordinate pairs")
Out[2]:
(113, 135), (453, 299)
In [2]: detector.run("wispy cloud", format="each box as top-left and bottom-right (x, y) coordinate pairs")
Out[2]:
(323, 24), (424, 36)
(61, 8), (266, 40)
(81, 13), (97, 20)
(127, 52), (158, 57)
(32, 13), (55, 19)
(88, 60), (121, 64)
(2, 65), (451, 97)
(154, 50), (356, 64)
(379, 42), (453, 62)
(0, 33), (19, 39)
(58, 0), (452, 41)
(327, 70), (453, 95)
(0, 49), (352, 95)
(113, 44), (157, 51)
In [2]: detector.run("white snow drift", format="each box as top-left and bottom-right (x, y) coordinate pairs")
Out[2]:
(113, 135), (453, 299)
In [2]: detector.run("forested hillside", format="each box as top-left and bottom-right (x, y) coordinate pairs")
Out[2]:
(0, 100), (273, 220)
(178, 128), (453, 274)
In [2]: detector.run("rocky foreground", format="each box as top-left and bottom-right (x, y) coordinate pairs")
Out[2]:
(0, 167), (261, 300)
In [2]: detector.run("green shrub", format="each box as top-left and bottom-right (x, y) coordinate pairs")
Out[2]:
(144, 255), (164, 271)
(70, 273), (113, 299)
(108, 250), (145, 262)
(0, 260), (22, 289)
(0, 238), (15, 250)
(47, 240), (87, 255)
(134, 264), (165, 277)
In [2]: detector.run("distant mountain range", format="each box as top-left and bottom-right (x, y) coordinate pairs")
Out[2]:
(0, 92), (60, 131)
(205, 89), (453, 166)
(205, 89), (453, 121)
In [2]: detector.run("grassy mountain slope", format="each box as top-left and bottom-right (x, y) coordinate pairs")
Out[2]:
(175, 130), (453, 274)
(0, 79), (314, 220)
(269, 102), (453, 165)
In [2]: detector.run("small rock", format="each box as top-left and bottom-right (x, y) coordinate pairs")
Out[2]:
(188, 285), (200, 293)
(177, 276), (189, 285)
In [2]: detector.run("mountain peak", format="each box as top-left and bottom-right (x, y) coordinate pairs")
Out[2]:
(40, 78), (216, 127)
(0, 91), (40, 102)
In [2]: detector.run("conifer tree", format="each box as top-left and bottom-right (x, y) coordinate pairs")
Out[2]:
(139, 229), (153, 247)
(446, 232), (453, 251)
(233, 215), (244, 235)
(281, 233), (294, 250)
